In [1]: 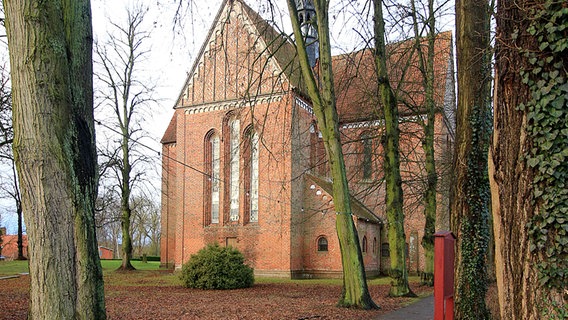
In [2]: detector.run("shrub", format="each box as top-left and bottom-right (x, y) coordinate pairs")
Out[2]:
(179, 243), (254, 289)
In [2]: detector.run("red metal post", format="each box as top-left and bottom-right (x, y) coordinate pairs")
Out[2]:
(434, 231), (456, 320)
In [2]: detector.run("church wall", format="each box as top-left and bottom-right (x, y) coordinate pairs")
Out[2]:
(160, 142), (177, 268)
(300, 178), (344, 277)
(171, 96), (298, 275)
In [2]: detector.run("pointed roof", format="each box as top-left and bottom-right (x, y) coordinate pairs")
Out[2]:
(172, 0), (302, 109)
(160, 110), (179, 144)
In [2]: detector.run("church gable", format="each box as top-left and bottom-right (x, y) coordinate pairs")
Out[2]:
(176, 0), (296, 108)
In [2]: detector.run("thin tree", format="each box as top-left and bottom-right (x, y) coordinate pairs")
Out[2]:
(452, 0), (492, 318)
(2, 0), (106, 318)
(409, 0), (437, 287)
(95, 4), (155, 270)
(286, 0), (378, 309)
(490, 0), (567, 318)
(372, 0), (415, 297)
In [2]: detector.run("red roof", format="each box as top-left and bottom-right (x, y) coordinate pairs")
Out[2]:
(333, 31), (453, 123)
(161, 110), (180, 144)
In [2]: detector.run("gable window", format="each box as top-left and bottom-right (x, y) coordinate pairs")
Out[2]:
(204, 130), (220, 225)
(362, 236), (368, 253)
(317, 236), (328, 252)
(229, 117), (240, 221)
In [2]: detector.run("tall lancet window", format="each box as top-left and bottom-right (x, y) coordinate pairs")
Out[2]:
(210, 133), (220, 223)
(229, 117), (240, 221)
(204, 130), (220, 225)
(249, 129), (259, 222)
(361, 132), (373, 180)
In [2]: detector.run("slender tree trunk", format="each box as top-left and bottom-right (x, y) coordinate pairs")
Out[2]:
(373, 0), (414, 297)
(453, 0), (492, 318)
(3, 0), (106, 319)
(286, 0), (378, 309)
(120, 132), (135, 270)
(410, 0), (437, 287)
(491, 1), (567, 318)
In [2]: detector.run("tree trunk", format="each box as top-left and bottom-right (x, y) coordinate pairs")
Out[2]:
(287, 0), (378, 309)
(410, 0), (437, 287)
(453, 0), (492, 318)
(3, 0), (106, 319)
(373, 0), (414, 297)
(491, 1), (567, 318)
(120, 133), (135, 270)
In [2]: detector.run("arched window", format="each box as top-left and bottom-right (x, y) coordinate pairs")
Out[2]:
(244, 126), (259, 223)
(228, 117), (240, 222)
(373, 237), (377, 255)
(223, 113), (240, 223)
(317, 236), (328, 252)
(361, 133), (373, 180)
(362, 236), (368, 253)
(204, 130), (220, 224)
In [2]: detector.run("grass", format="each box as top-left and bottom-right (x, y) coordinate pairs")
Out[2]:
(0, 260), (29, 276)
(0, 259), (162, 277)
(1, 260), (424, 290)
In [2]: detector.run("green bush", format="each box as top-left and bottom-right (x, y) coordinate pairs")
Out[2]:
(179, 243), (254, 289)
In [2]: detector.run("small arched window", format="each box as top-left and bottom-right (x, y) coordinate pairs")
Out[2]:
(317, 236), (328, 252)
(373, 237), (377, 255)
(362, 236), (368, 253)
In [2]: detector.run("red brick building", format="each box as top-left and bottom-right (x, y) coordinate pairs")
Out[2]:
(160, 0), (454, 278)
(0, 233), (28, 260)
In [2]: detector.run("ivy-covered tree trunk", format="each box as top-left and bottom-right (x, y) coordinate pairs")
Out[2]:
(3, 0), (106, 319)
(373, 0), (414, 297)
(286, 0), (378, 309)
(490, 1), (567, 318)
(453, 0), (492, 318)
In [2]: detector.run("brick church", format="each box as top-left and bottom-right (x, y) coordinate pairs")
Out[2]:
(160, 0), (455, 278)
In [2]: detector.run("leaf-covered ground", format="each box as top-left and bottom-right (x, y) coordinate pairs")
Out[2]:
(1, 271), (433, 320)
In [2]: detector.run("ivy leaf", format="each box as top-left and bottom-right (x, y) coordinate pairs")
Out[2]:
(528, 157), (540, 168)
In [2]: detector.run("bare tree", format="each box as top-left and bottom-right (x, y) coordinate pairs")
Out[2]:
(94, 3), (157, 271)
(3, 0), (106, 317)
(286, 0), (379, 309)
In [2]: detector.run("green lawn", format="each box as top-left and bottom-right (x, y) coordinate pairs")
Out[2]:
(1, 260), (422, 288)
(0, 259), (161, 277)
(0, 260), (29, 276)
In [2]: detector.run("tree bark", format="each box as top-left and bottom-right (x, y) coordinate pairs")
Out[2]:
(491, 0), (567, 318)
(287, 0), (378, 309)
(410, 0), (437, 287)
(3, 0), (106, 319)
(453, 0), (492, 318)
(373, 0), (415, 297)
